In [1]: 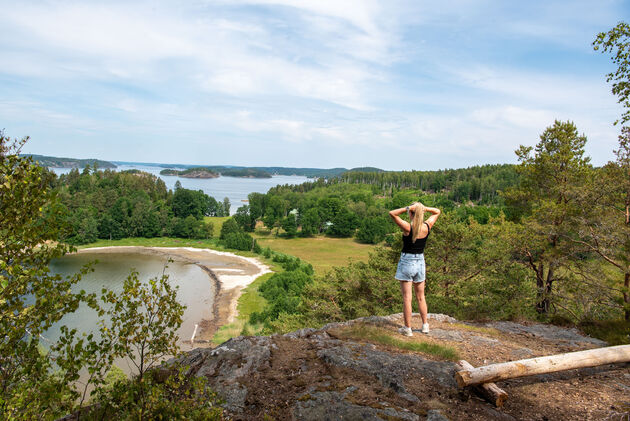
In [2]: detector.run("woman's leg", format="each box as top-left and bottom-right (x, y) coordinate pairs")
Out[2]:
(413, 281), (428, 325)
(400, 281), (413, 328)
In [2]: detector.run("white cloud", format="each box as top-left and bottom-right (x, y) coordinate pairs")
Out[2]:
(0, 0), (625, 168)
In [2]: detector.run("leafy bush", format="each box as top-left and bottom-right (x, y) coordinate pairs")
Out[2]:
(327, 209), (359, 237)
(220, 217), (241, 239)
(249, 256), (314, 328)
(90, 368), (222, 420)
(224, 231), (254, 251)
(356, 216), (392, 244)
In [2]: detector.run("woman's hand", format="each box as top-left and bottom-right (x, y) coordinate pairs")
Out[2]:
(389, 206), (412, 233)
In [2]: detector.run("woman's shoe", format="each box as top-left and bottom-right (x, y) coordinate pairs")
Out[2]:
(421, 323), (430, 334)
(398, 326), (413, 337)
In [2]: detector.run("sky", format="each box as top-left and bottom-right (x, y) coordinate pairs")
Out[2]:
(1, 0), (629, 170)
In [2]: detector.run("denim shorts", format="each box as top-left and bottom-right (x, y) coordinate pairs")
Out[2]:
(395, 253), (426, 283)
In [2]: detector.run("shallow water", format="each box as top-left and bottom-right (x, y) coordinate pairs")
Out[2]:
(47, 252), (216, 348)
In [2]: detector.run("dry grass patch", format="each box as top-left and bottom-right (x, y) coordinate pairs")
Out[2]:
(448, 322), (501, 337)
(332, 323), (459, 361)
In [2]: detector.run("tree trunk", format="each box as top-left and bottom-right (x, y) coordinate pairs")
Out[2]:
(544, 264), (554, 313)
(624, 272), (630, 321)
(535, 263), (548, 314)
(456, 345), (630, 387)
(457, 360), (508, 407)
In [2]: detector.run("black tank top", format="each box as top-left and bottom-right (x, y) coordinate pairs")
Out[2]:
(401, 222), (430, 254)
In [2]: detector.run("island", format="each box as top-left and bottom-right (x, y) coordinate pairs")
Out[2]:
(160, 167), (272, 178)
(159, 167), (220, 178)
(159, 168), (181, 176)
(219, 168), (272, 178)
(22, 154), (117, 169)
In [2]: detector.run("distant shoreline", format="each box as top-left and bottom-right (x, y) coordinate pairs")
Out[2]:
(76, 246), (271, 344)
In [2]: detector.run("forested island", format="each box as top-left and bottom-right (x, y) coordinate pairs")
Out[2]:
(160, 166), (271, 178)
(150, 164), (373, 178)
(160, 167), (220, 178)
(22, 153), (116, 169)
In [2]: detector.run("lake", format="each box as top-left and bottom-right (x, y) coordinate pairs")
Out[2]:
(51, 164), (310, 214)
(47, 251), (216, 351)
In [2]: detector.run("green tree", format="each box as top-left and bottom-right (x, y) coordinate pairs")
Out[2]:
(300, 208), (321, 236)
(223, 232), (254, 251)
(234, 205), (254, 232)
(101, 271), (184, 383)
(594, 22), (630, 125)
(566, 127), (630, 320)
(222, 197), (231, 216)
(67, 207), (99, 244)
(0, 133), (222, 419)
(504, 120), (591, 314)
(248, 192), (266, 222)
(281, 213), (298, 238)
(220, 218), (240, 240)
(172, 188), (206, 219)
(0, 133), (85, 418)
(356, 216), (391, 244)
(317, 196), (342, 223)
(327, 208), (359, 237)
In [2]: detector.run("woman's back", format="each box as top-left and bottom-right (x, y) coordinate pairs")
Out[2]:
(401, 223), (430, 254)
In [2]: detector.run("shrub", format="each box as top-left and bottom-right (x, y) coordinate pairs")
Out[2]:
(220, 218), (240, 240)
(224, 232), (254, 251)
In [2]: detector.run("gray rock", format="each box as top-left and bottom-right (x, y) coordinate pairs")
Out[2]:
(294, 390), (420, 421)
(469, 335), (500, 347)
(486, 321), (607, 346)
(177, 335), (273, 412)
(510, 347), (534, 359)
(429, 329), (464, 342)
(427, 409), (450, 421)
(318, 341), (459, 397)
(284, 327), (318, 339)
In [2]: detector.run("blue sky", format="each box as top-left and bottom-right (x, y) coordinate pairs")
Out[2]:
(0, 0), (628, 170)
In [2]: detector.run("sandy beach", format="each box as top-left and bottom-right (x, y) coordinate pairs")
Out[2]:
(76, 246), (271, 344)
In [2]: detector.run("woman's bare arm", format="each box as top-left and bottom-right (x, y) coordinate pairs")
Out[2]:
(389, 207), (411, 233)
(422, 206), (441, 229)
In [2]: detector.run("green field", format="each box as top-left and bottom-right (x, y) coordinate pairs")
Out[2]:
(204, 216), (230, 234)
(253, 234), (375, 274)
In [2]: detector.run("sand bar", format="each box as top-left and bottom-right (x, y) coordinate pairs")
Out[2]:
(76, 246), (271, 344)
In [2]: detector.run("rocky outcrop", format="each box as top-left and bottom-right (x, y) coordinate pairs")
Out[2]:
(178, 169), (219, 178)
(173, 314), (630, 420)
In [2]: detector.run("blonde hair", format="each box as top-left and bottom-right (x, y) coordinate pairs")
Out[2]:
(410, 202), (425, 242)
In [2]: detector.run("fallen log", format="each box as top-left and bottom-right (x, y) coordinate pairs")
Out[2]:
(456, 344), (630, 387)
(457, 360), (508, 407)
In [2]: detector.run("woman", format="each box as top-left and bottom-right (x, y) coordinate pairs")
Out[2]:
(389, 202), (441, 336)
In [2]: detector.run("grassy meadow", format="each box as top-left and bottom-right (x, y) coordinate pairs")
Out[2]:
(253, 232), (375, 274)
